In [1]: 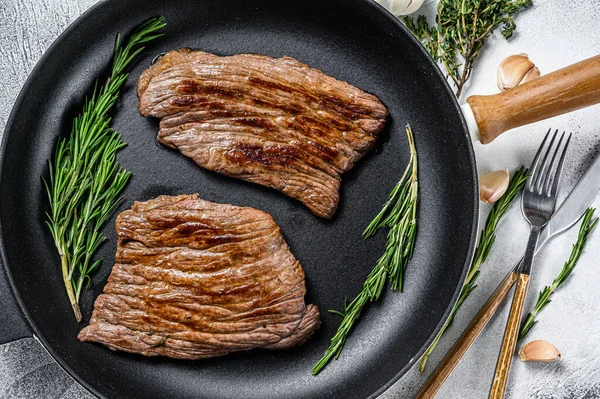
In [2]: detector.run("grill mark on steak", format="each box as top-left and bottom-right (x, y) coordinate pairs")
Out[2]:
(160, 115), (346, 168)
(78, 194), (320, 359)
(157, 103), (357, 159)
(138, 49), (389, 218)
(173, 76), (365, 134)
(225, 143), (299, 166)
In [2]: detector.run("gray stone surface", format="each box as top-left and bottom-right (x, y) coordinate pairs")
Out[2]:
(2, 0), (600, 397)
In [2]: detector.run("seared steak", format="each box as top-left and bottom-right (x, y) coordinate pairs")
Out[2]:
(78, 194), (320, 359)
(137, 49), (389, 218)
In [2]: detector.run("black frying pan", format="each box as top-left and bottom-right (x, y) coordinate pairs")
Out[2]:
(6, 0), (595, 398)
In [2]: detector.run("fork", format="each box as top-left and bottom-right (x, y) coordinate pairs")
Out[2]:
(489, 129), (571, 399)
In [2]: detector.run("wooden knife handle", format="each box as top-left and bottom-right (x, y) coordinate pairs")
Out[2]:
(416, 271), (519, 399)
(489, 274), (530, 399)
(467, 54), (600, 144)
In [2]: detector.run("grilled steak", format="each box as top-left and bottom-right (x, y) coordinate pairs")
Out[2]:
(137, 49), (389, 218)
(78, 194), (320, 359)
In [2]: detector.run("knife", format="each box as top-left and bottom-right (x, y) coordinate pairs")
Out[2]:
(417, 148), (600, 399)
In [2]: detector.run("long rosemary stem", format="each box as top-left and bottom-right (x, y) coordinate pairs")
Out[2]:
(518, 208), (598, 340)
(44, 17), (166, 322)
(313, 125), (418, 375)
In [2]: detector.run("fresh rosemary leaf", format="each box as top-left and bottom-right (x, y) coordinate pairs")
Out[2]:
(418, 166), (528, 372)
(312, 125), (418, 375)
(404, 0), (532, 98)
(518, 208), (598, 341)
(44, 17), (166, 322)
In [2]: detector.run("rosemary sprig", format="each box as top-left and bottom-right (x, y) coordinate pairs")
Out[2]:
(518, 208), (598, 341)
(404, 0), (532, 98)
(312, 125), (418, 375)
(363, 127), (418, 290)
(419, 166), (528, 372)
(44, 17), (166, 322)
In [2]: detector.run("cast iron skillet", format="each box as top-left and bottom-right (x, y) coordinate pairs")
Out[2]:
(0, 0), (478, 397)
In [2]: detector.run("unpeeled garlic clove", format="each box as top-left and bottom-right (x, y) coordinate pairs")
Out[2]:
(401, 0), (426, 15)
(519, 340), (562, 362)
(479, 169), (510, 203)
(376, 0), (425, 16)
(497, 54), (540, 91)
(521, 65), (541, 84)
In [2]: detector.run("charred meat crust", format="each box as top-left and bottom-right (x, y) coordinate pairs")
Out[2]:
(137, 49), (389, 218)
(78, 194), (321, 360)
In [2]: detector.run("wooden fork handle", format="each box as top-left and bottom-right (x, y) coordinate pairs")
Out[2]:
(416, 271), (519, 399)
(467, 54), (600, 144)
(489, 274), (531, 399)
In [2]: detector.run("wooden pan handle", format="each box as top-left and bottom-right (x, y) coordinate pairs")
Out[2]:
(416, 271), (519, 399)
(467, 54), (600, 144)
(489, 274), (530, 399)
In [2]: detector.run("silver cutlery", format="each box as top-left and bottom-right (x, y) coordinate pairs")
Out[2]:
(489, 129), (571, 398)
(418, 129), (598, 399)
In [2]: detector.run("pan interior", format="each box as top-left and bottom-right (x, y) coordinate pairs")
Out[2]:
(0, 0), (476, 398)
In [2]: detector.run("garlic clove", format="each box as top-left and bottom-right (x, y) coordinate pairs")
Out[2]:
(521, 65), (541, 84)
(376, 0), (425, 16)
(401, 0), (426, 15)
(497, 54), (539, 91)
(519, 340), (562, 362)
(479, 169), (510, 203)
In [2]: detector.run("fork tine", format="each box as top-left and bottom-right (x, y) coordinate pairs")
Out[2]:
(528, 128), (552, 191)
(547, 132), (571, 197)
(541, 132), (565, 193)
(534, 129), (559, 193)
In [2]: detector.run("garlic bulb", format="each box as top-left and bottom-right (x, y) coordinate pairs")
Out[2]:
(376, 0), (425, 16)
(479, 170), (510, 203)
(519, 340), (562, 362)
(497, 54), (540, 91)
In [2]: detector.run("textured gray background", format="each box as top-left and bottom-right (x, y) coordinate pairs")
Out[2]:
(2, 0), (600, 398)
